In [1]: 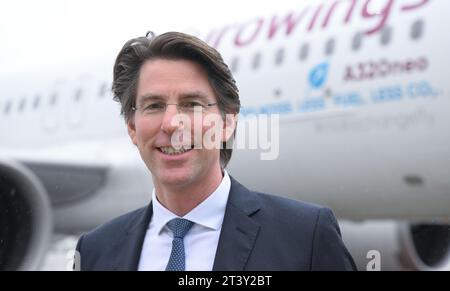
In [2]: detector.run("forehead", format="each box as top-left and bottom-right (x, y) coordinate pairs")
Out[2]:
(137, 59), (216, 101)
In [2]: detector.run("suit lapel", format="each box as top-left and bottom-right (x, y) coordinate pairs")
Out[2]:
(103, 176), (260, 271)
(213, 177), (261, 271)
(111, 203), (153, 271)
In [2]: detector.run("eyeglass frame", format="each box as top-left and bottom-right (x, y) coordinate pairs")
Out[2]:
(131, 101), (218, 115)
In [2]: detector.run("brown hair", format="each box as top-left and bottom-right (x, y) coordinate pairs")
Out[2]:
(112, 31), (240, 168)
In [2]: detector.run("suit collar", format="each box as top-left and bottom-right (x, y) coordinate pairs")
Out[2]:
(108, 176), (262, 271)
(111, 203), (153, 271)
(213, 176), (262, 270)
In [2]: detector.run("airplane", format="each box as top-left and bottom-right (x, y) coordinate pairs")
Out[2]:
(1, 0), (449, 271)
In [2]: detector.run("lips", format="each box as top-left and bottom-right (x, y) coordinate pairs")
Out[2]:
(157, 145), (193, 155)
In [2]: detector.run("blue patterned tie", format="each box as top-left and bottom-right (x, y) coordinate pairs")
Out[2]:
(165, 218), (194, 271)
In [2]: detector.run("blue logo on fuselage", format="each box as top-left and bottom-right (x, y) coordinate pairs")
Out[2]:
(309, 62), (329, 89)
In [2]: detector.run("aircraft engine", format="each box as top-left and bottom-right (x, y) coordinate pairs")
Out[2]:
(341, 221), (450, 271)
(0, 160), (52, 270)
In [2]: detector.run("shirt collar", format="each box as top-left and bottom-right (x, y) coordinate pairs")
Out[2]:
(151, 171), (231, 234)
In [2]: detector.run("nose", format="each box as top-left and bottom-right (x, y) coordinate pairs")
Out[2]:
(160, 104), (181, 134)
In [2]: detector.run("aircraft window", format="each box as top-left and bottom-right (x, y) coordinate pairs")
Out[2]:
(230, 57), (239, 73)
(33, 96), (41, 110)
(299, 43), (309, 61)
(252, 52), (261, 70)
(275, 48), (284, 66)
(18, 98), (26, 113)
(274, 88), (282, 98)
(325, 38), (335, 56)
(49, 93), (58, 106)
(74, 88), (82, 102)
(3, 100), (12, 115)
(352, 32), (363, 51)
(98, 82), (108, 98)
(411, 19), (424, 40)
(380, 26), (392, 46)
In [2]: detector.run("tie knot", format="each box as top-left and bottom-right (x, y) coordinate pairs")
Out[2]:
(167, 218), (194, 238)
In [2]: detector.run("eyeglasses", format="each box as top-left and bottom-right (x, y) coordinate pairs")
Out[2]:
(132, 100), (217, 115)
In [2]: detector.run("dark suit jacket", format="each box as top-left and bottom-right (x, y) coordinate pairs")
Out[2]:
(75, 176), (356, 270)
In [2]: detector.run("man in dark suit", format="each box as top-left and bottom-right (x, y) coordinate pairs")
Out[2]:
(75, 31), (356, 271)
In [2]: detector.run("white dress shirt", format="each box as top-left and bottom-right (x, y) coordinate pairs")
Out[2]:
(137, 171), (231, 271)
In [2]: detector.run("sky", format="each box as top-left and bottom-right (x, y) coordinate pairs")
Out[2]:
(0, 0), (309, 74)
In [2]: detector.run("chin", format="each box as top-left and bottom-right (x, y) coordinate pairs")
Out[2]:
(156, 169), (195, 187)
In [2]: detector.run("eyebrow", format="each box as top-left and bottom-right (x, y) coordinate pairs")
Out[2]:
(137, 91), (210, 106)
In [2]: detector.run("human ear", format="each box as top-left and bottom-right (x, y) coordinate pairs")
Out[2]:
(127, 118), (138, 146)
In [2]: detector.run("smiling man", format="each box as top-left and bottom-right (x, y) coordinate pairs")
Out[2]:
(75, 32), (356, 271)
(129, 58), (230, 217)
